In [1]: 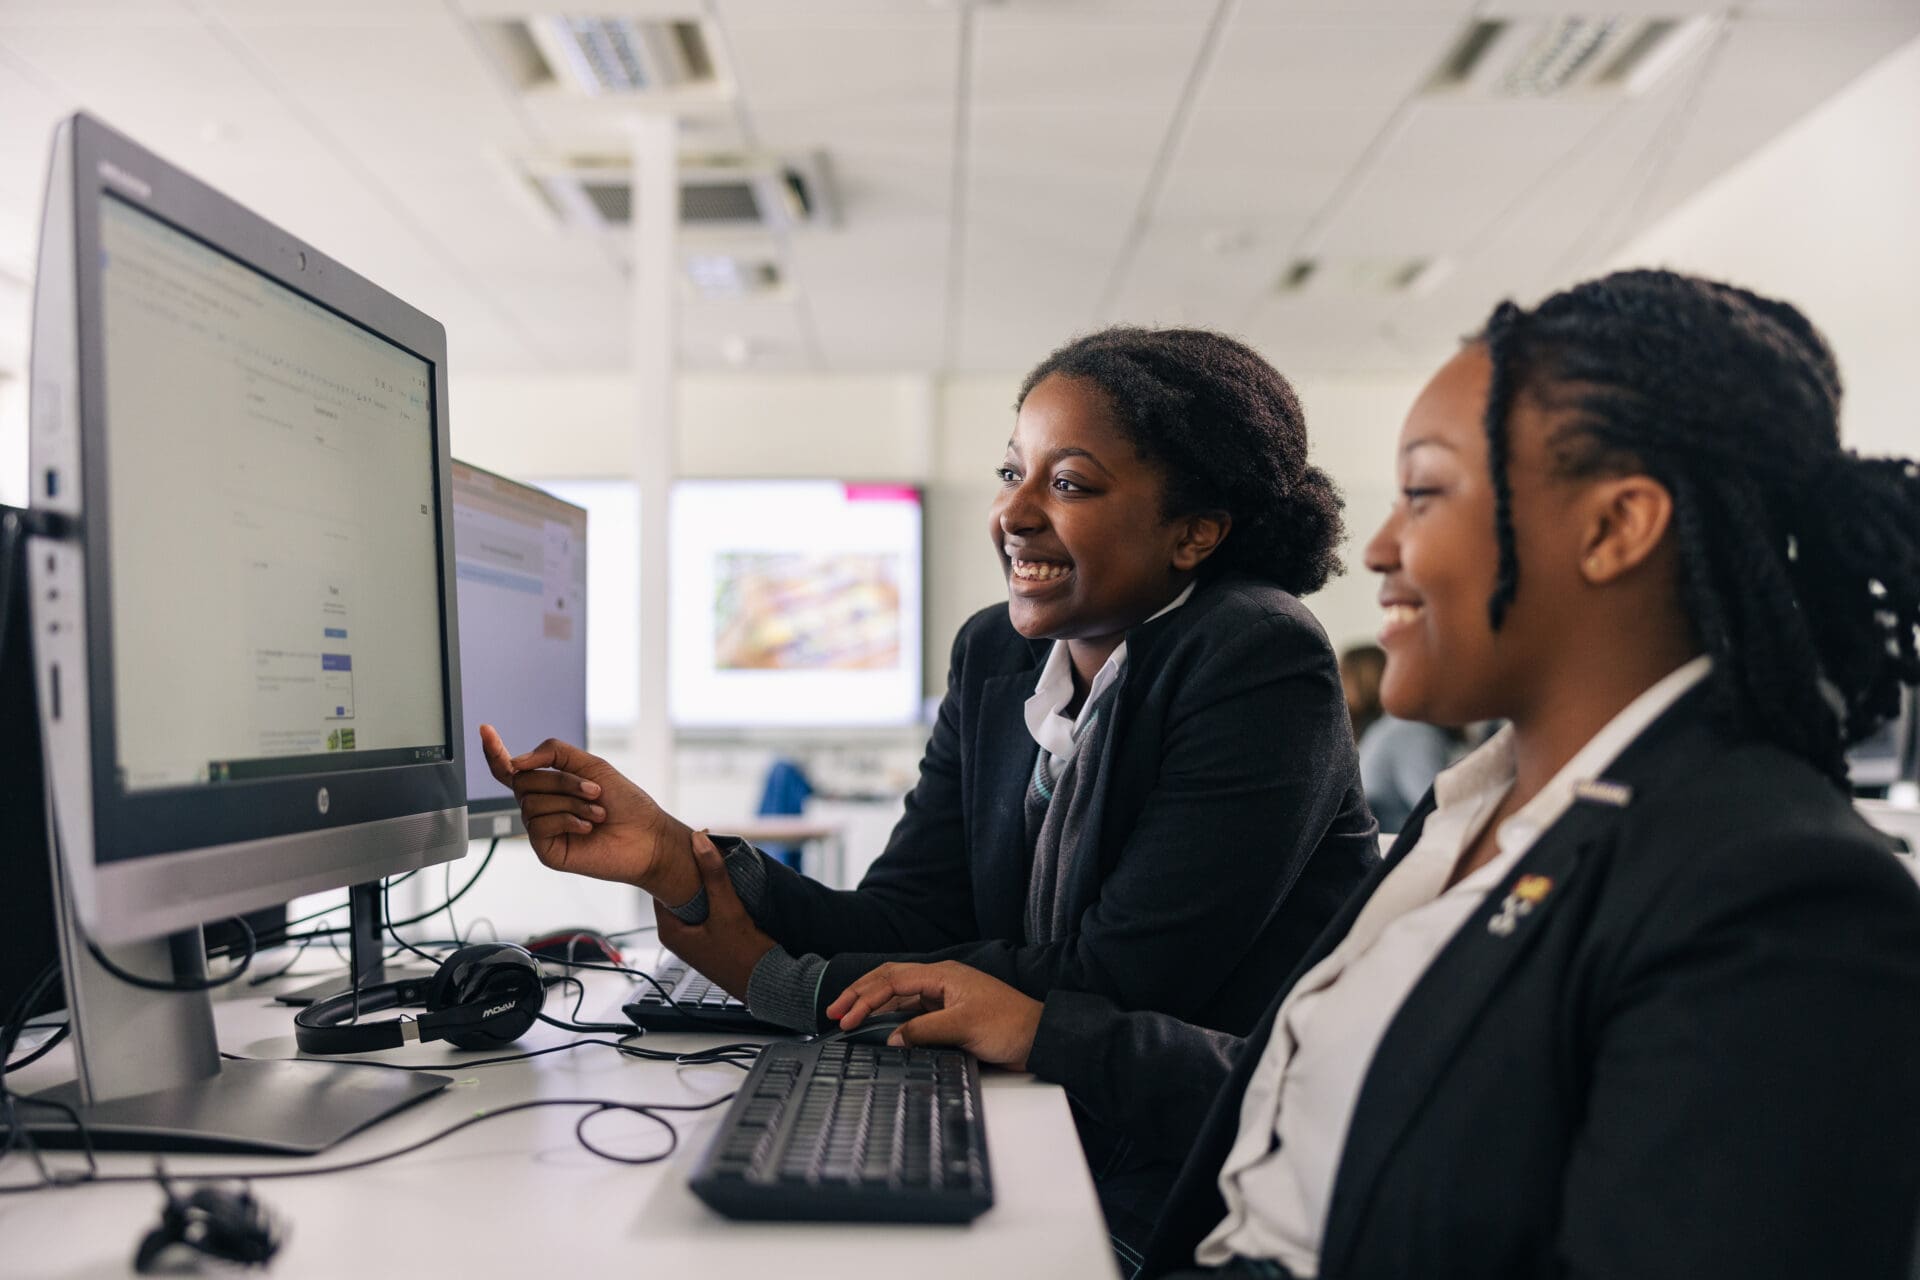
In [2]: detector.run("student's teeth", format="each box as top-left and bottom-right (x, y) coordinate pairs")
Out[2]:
(1383, 604), (1421, 626)
(1014, 560), (1069, 581)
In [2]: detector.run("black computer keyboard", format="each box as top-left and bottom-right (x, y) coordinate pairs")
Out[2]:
(689, 1038), (994, 1224)
(619, 954), (786, 1034)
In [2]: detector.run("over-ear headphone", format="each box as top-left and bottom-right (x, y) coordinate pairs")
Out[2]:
(293, 943), (545, 1055)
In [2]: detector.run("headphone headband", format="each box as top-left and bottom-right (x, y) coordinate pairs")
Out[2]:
(292, 945), (544, 1055)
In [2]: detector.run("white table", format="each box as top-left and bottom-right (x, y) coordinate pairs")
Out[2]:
(2, 961), (1119, 1279)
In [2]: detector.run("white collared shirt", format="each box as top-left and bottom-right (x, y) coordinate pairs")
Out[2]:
(1023, 581), (1196, 773)
(1196, 656), (1712, 1275)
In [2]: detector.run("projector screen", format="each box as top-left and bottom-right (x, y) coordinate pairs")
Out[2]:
(669, 480), (923, 727)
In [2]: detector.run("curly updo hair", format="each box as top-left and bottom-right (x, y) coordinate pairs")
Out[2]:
(1016, 326), (1345, 597)
(1476, 268), (1920, 786)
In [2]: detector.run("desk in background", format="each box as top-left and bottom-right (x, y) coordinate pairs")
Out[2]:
(1, 959), (1118, 1278)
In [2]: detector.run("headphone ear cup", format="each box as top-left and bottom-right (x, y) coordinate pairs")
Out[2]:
(424, 943), (544, 1049)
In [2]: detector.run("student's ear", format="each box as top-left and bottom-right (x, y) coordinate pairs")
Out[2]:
(1171, 512), (1231, 572)
(1576, 474), (1672, 585)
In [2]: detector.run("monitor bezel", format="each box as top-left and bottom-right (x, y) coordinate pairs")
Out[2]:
(63, 114), (464, 864)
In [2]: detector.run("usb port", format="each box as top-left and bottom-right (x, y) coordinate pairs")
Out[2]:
(50, 662), (62, 721)
(44, 468), (58, 498)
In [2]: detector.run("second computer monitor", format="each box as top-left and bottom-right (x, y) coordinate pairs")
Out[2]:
(453, 461), (588, 840)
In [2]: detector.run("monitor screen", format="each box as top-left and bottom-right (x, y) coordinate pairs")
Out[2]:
(98, 194), (447, 792)
(668, 479), (923, 727)
(452, 462), (587, 819)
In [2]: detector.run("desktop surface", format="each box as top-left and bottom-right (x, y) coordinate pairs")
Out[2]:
(1, 953), (1117, 1278)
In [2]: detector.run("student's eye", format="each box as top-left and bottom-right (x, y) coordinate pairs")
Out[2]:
(994, 466), (1020, 484)
(1052, 476), (1087, 494)
(1400, 486), (1442, 510)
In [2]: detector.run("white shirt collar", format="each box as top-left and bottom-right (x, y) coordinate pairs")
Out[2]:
(1024, 581), (1197, 768)
(1431, 653), (1712, 860)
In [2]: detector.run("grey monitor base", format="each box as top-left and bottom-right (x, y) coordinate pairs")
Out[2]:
(21, 1057), (450, 1154)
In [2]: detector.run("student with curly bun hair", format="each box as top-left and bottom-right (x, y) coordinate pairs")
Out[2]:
(834, 272), (1920, 1279)
(482, 326), (1381, 1250)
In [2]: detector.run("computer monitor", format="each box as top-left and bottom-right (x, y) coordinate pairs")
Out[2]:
(18, 113), (465, 1150)
(452, 460), (588, 840)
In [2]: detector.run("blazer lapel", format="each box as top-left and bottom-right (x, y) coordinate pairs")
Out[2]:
(1317, 809), (1609, 1274)
(970, 670), (1040, 937)
(1318, 691), (1725, 1275)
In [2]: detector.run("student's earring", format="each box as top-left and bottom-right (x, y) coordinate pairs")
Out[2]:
(1584, 553), (1604, 580)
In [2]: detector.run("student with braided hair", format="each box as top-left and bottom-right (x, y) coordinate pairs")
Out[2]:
(831, 270), (1920, 1279)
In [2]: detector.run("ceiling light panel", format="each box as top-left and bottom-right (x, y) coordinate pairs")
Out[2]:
(1424, 14), (1721, 100)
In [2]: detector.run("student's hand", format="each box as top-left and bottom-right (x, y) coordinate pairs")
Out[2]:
(478, 724), (699, 905)
(827, 962), (1044, 1071)
(654, 831), (777, 1001)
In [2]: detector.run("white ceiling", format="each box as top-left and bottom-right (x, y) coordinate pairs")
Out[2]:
(0, 0), (1915, 378)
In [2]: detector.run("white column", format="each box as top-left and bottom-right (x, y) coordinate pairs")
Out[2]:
(629, 114), (676, 805)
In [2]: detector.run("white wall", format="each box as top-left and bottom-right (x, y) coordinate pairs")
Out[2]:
(1609, 34), (1920, 458)
(0, 372), (22, 509)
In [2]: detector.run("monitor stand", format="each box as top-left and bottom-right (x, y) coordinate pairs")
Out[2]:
(273, 881), (439, 1006)
(6, 518), (450, 1153)
(21, 927), (449, 1153)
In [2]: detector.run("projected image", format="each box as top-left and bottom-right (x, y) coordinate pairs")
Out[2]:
(669, 480), (923, 727)
(713, 553), (902, 671)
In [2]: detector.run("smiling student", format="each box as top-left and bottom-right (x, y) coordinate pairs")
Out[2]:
(482, 326), (1380, 1247)
(828, 272), (1920, 1279)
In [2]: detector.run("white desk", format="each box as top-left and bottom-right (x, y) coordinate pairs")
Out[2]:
(2, 962), (1119, 1279)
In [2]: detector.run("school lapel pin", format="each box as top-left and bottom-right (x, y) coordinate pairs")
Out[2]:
(1487, 873), (1556, 937)
(1573, 778), (1633, 807)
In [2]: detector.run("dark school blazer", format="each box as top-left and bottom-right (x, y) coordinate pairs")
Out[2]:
(741, 571), (1379, 1035)
(1028, 688), (1920, 1280)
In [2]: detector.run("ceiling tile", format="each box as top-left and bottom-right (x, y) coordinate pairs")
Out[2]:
(978, 0), (1216, 22)
(1200, 19), (1458, 111)
(717, 0), (960, 28)
(790, 219), (949, 370)
(971, 20), (1210, 112)
(1309, 99), (1612, 260)
(1104, 219), (1300, 328)
(1231, 0), (1476, 21)
(0, 0), (197, 27)
(748, 106), (954, 219)
(212, 14), (534, 178)
(1155, 106), (1390, 221)
(724, 20), (958, 111)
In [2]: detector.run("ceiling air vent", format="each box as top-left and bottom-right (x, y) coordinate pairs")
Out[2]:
(521, 152), (836, 233)
(1425, 14), (1717, 100)
(1276, 257), (1450, 298)
(475, 14), (719, 96)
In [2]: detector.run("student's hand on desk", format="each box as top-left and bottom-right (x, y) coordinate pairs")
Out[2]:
(478, 723), (699, 904)
(828, 962), (1044, 1071)
(654, 831), (777, 1001)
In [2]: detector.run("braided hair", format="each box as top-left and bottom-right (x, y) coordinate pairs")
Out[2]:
(1476, 269), (1920, 785)
(1017, 326), (1345, 596)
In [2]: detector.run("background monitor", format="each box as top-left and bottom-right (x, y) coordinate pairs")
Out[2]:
(453, 460), (588, 839)
(21, 112), (462, 1149)
(667, 479), (923, 728)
